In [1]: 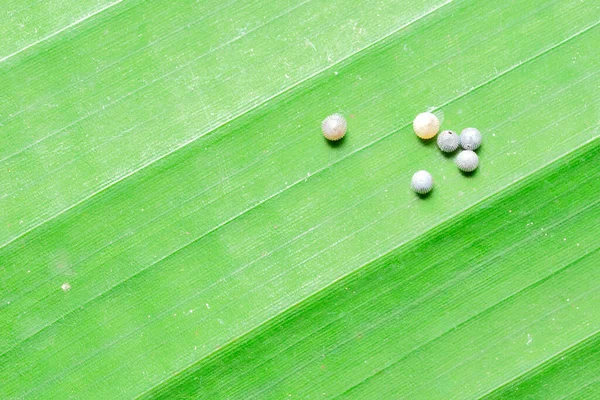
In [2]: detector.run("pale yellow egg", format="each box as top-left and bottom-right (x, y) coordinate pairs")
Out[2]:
(413, 112), (440, 139)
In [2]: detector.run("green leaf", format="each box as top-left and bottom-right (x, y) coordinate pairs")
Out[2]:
(1, 0), (598, 398)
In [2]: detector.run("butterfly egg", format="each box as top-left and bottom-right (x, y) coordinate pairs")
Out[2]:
(321, 113), (347, 141)
(413, 112), (440, 139)
(460, 127), (482, 150)
(455, 150), (479, 172)
(437, 130), (459, 152)
(411, 170), (434, 194)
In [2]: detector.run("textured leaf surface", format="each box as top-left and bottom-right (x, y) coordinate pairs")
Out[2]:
(1, 0), (599, 398)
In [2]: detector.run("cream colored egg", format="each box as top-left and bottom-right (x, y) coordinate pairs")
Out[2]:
(321, 113), (347, 141)
(413, 112), (440, 139)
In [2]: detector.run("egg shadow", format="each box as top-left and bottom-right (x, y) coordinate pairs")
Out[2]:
(417, 137), (436, 148)
(416, 190), (433, 199)
(460, 168), (479, 177)
(325, 134), (347, 148)
(440, 149), (458, 159)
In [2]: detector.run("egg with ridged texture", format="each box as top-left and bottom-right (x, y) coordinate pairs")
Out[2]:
(437, 130), (459, 153)
(455, 150), (479, 172)
(321, 113), (347, 141)
(413, 112), (440, 139)
(460, 127), (482, 150)
(411, 170), (434, 194)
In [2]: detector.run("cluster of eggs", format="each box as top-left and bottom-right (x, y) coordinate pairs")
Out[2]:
(411, 112), (483, 195)
(318, 112), (482, 197)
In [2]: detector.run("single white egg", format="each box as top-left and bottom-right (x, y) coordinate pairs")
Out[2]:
(411, 170), (434, 194)
(413, 112), (440, 139)
(455, 150), (479, 172)
(321, 113), (347, 141)
(437, 130), (459, 152)
(460, 127), (482, 150)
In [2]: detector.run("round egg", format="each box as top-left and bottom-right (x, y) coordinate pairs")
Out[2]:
(455, 150), (479, 172)
(411, 170), (434, 194)
(437, 130), (459, 152)
(321, 113), (347, 141)
(413, 112), (440, 139)
(460, 127), (482, 150)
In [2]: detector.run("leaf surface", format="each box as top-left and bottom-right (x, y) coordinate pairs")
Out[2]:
(1, 0), (599, 398)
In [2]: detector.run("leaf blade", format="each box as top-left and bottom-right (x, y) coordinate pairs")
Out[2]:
(1, 0), (599, 398)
